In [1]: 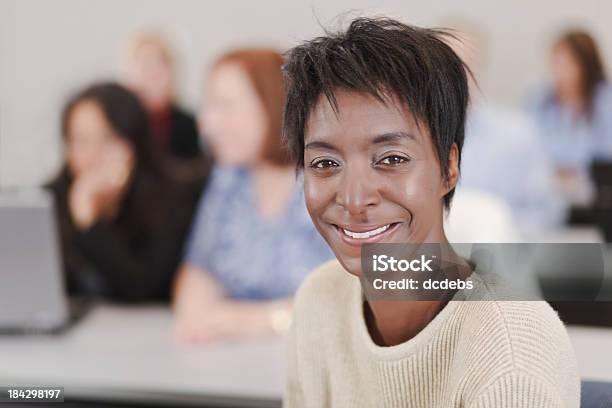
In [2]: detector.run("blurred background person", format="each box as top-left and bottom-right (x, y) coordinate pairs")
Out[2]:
(47, 82), (199, 302)
(527, 29), (612, 205)
(123, 31), (204, 161)
(444, 22), (565, 237)
(172, 49), (333, 344)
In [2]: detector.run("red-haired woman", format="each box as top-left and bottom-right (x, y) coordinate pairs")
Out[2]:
(172, 49), (332, 344)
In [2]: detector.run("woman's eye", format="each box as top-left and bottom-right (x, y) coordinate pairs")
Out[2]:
(310, 159), (340, 169)
(377, 155), (409, 166)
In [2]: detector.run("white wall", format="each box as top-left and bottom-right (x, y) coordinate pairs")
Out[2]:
(1, 0), (611, 186)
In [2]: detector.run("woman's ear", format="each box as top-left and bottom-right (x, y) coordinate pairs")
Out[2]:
(443, 143), (460, 195)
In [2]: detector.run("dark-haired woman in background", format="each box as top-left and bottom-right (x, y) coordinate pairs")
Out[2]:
(48, 83), (198, 302)
(528, 29), (612, 203)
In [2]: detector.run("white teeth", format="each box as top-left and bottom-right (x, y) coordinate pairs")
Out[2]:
(342, 224), (390, 239)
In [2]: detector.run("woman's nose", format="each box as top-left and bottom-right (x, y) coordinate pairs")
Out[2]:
(335, 165), (380, 215)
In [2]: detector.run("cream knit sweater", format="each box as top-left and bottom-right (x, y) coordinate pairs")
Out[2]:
(284, 260), (580, 407)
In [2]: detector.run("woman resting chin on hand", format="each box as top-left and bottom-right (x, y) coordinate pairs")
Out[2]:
(69, 141), (133, 229)
(49, 83), (200, 303)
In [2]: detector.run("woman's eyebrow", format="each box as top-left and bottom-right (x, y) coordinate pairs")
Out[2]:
(372, 132), (417, 144)
(304, 140), (338, 151)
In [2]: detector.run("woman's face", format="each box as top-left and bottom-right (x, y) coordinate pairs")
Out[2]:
(126, 43), (172, 112)
(303, 91), (458, 276)
(66, 100), (132, 177)
(551, 43), (582, 99)
(201, 63), (267, 166)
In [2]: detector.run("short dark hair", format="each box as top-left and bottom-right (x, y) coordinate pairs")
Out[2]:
(282, 17), (470, 207)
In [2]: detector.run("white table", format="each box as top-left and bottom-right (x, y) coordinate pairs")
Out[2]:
(0, 306), (610, 406)
(0, 305), (284, 407)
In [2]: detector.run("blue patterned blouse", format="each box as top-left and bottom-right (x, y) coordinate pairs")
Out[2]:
(527, 82), (612, 171)
(183, 165), (333, 300)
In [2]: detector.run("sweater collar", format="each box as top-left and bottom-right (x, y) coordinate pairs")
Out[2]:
(350, 262), (487, 360)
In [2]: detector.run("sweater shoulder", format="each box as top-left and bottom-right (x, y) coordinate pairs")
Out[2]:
(469, 300), (567, 334)
(295, 259), (354, 307)
(461, 301), (574, 361)
(489, 301), (572, 358)
(457, 301), (579, 400)
(292, 260), (357, 327)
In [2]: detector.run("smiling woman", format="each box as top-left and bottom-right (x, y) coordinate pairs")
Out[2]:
(301, 90), (461, 274)
(282, 17), (580, 408)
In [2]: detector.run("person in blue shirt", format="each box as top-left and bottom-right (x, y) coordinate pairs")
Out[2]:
(527, 29), (612, 204)
(172, 49), (333, 344)
(446, 26), (565, 233)
(461, 104), (566, 232)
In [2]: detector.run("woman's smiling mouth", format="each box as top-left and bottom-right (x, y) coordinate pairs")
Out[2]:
(342, 224), (390, 238)
(333, 222), (401, 245)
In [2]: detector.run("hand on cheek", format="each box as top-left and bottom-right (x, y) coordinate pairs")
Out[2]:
(69, 143), (133, 229)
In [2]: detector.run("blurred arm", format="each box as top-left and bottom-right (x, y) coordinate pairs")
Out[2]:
(172, 263), (292, 344)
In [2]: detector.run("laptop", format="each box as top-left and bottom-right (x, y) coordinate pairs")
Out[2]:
(0, 188), (71, 333)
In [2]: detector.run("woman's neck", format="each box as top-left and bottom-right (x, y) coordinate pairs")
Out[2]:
(557, 88), (586, 115)
(365, 299), (448, 346)
(363, 233), (470, 347)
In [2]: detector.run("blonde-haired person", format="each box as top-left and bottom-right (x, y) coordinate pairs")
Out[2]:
(172, 49), (332, 344)
(124, 31), (203, 161)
